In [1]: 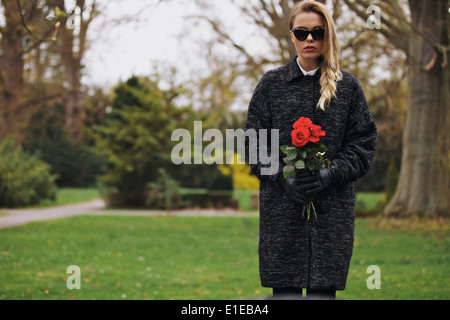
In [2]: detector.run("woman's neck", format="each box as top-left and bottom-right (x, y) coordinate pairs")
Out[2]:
(297, 57), (320, 72)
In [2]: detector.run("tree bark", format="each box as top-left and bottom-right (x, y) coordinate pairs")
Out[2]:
(58, 26), (83, 143)
(0, 1), (25, 144)
(384, 0), (449, 218)
(55, 0), (99, 143)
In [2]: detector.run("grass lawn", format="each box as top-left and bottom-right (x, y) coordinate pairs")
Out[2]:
(234, 190), (386, 214)
(233, 189), (259, 211)
(0, 214), (448, 300)
(0, 188), (100, 210)
(33, 188), (101, 208)
(29, 187), (382, 215)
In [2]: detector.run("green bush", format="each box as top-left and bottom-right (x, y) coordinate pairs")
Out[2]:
(93, 76), (194, 207)
(23, 102), (106, 188)
(207, 169), (233, 191)
(26, 132), (105, 188)
(169, 161), (233, 190)
(146, 168), (183, 210)
(180, 190), (235, 209)
(0, 138), (57, 208)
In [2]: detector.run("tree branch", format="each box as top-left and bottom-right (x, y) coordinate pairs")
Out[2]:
(20, 92), (66, 111)
(185, 14), (271, 75)
(342, 0), (410, 52)
(15, 0), (57, 45)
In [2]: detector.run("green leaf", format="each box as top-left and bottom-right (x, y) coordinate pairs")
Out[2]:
(283, 164), (296, 178)
(299, 150), (307, 159)
(280, 145), (289, 154)
(287, 149), (297, 161)
(283, 164), (295, 172)
(283, 156), (295, 165)
(294, 159), (305, 169)
(283, 170), (296, 178)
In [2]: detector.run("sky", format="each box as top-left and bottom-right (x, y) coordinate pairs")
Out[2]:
(83, 0), (250, 90)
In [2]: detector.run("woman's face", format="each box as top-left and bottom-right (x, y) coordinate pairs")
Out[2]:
(290, 12), (324, 69)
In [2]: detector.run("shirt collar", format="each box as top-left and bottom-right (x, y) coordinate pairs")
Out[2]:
(297, 59), (319, 76)
(286, 56), (321, 82)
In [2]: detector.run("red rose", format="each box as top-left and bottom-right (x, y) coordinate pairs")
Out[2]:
(309, 124), (326, 143)
(291, 127), (311, 147)
(293, 117), (313, 129)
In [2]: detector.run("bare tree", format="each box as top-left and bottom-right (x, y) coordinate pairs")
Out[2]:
(0, 0), (95, 144)
(343, 0), (449, 218)
(50, 0), (100, 143)
(0, 0), (168, 144)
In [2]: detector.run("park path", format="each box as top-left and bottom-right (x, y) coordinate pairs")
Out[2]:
(0, 200), (257, 230)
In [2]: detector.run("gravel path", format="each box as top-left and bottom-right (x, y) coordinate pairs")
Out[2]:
(0, 200), (258, 230)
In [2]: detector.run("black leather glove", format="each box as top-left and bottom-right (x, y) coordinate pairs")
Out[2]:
(276, 171), (313, 205)
(295, 169), (333, 196)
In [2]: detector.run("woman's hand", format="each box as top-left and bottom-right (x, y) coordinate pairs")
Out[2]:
(277, 171), (312, 205)
(295, 169), (333, 197)
(283, 176), (313, 205)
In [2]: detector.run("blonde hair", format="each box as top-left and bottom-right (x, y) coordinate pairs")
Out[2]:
(290, 0), (343, 110)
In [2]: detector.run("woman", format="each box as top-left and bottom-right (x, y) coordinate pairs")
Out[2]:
(244, 0), (377, 299)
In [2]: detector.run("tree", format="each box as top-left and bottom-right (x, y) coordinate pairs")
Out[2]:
(0, 0), (98, 144)
(0, 0), (24, 143)
(343, 0), (449, 218)
(0, 0), (56, 143)
(0, 0), (152, 144)
(93, 75), (193, 207)
(53, 0), (100, 142)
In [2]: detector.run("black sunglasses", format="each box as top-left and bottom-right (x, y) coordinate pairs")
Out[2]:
(291, 27), (325, 41)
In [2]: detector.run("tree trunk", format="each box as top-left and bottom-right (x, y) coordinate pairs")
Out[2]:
(0, 0), (25, 144)
(54, 0), (98, 143)
(384, 0), (449, 218)
(56, 0), (83, 143)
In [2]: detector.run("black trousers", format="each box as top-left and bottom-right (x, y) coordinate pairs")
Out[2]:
(272, 287), (336, 299)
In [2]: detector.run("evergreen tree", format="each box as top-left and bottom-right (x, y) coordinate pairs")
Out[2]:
(94, 76), (192, 207)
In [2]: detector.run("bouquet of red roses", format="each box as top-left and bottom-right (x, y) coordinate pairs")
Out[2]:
(280, 117), (330, 220)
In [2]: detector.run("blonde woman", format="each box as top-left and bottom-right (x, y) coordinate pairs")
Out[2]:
(244, 1), (377, 299)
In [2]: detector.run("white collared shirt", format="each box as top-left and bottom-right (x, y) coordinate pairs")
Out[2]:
(297, 59), (319, 76)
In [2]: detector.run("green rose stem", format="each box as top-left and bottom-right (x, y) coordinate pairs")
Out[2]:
(302, 201), (318, 221)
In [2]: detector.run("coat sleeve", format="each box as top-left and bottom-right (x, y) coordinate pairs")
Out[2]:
(329, 78), (377, 185)
(243, 74), (283, 182)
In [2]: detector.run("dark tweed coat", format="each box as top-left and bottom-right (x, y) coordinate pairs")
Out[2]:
(244, 57), (377, 290)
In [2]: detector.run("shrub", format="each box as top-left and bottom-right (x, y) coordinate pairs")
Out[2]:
(218, 153), (259, 190)
(146, 168), (183, 210)
(0, 139), (57, 208)
(168, 162), (231, 190)
(93, 76), (193, 207)
(207, 170), (233, 191)
(27, 132), (105, 188)
(23, 103), (106, 188)
(179, 190), (234, 209)
(145, 169), (235, 210)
